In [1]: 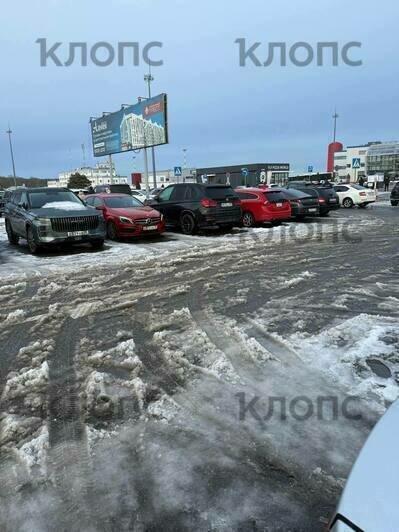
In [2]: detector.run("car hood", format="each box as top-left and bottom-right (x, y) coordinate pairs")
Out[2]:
(29, 207), (98, 218)
(107, 206), (160, 219)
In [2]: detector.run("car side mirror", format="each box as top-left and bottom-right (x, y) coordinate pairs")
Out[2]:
(18, 202), (28, 210)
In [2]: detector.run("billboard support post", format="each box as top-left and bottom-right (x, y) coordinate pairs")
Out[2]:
(143, 148), (150, 198)
(109, 154), (113, 183)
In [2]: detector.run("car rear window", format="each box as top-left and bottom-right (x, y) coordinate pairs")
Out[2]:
(205, 186), (237, 200)
(264, 191), (285, 202)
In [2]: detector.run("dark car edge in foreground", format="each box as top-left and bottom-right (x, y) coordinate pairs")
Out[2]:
(5, 187), (106, 254)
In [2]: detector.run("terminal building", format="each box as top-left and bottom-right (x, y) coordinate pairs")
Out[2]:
(195, 163), (290, 188)
(333, 141), (399, 182)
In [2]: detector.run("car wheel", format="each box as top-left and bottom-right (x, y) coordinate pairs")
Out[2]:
(391, 200), (398, 206)
(107, 221), (119, 240)
(343, 198), (354, 208)
(295, 214), (306, 221)
(271, 220), (282, 226)
(26, 226), (41, 255)
(5, 220), (19, 245)
(90, 240), (104, 250)
(180, 213), (196, 235)
(242, 211), (255, 228)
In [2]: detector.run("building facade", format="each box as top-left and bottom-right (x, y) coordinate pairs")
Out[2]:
(367, 141), (399, 177)
(48, 162), (128, 188)
(195, 163), (290, 188)
(137, 168), (197, 190)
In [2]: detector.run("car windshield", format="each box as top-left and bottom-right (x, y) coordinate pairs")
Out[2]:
(206, 186), (237, 199)
(28, 190), (84, 209)
(103, 196), (143, 208)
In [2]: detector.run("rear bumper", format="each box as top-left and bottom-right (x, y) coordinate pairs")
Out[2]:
(199, 206), (242, 227)
(326, 202), (340, 210)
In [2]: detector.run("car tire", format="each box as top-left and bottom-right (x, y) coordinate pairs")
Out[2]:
(180, 213), (196, 235)
(26, 226), (41, 255)
(90, 240), (104, 250)
(295, 215), (306, 221)
(107, 221), (119, 241)
(391, 200), (398, 206)
(242, 211), (255, 228)
(343, 198), (354, 208)
(6, 220), (19, 245)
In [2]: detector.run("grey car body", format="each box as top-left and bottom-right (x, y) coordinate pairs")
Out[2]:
(5, 187), (105, 253)
(279, 188), (320, 218)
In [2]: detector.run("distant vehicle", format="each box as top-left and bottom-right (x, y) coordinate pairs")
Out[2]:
(390, 181), (399, 206)
(94, 184), (132, 195)
(286, 181), (340, 216)
(333, 184), (376, 208)
(0, 191), (5, 217)
(4, 187), (105, 254)
(130, 189), (147, 202)
(235, 188), (291, 227)
(85, 193), (165, 240)
(279, 188), (320, 220)
(149, 183), (241, 235)
(328, 399), (399, 531)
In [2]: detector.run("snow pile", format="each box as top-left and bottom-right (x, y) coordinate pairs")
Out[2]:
(289, 314), (399, 404)
(17, 425), (49, 475)
(85, 339), (142, 375)
(41, 201), (86, 211)
(4, 309), (26, 324)
(2, 362), (49, 403)
(0, 414), (42, 446)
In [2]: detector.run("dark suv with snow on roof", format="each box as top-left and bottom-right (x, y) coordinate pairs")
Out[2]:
(4, 187), (106, 254)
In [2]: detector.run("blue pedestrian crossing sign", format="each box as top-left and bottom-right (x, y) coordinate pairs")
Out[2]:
(241, 168), (249, 178)
(308, 165), (314, 173)
(174, 166), (182, 177)
(352, 158), (361, 169)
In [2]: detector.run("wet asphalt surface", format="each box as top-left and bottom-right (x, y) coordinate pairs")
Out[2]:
(0, 203), (398, 531)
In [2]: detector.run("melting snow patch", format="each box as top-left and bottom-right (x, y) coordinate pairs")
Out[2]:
(41, 201), (86, 211)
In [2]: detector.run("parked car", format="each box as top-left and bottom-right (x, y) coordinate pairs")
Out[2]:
(328, 399), (399, 531)
(390, 181), (399, 206)
(149, 183), (241, 235)
(234, 187), (291, 227)
(286, 181), (340, 216)
(0, 190), (5, 217)
(4, 187), (105, 254)
(279, 188), (320, 220)
(334, 184), (376, 208)
(94, 184), (132, 195)
(130, 189), (147, 202)
(85, 193), (165, 240)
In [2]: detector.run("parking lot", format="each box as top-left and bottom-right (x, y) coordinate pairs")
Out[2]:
(0, 201), (398, 531)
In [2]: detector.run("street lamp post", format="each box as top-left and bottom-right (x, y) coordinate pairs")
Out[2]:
(6, 126), (17, 187)
(182, 148), (187, 182)
(144, 70), (157, 189)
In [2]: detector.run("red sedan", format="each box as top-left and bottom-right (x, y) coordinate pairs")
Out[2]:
(235, 188), (291, 227)
(85, 193), (165, 240)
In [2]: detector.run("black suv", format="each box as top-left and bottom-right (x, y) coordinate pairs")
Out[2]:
(286, 181), (340, 216)
(149, 183), (241, 234)
(390, 182), (399, 206)
(0, 190), (5, 217)
(5, 187), (106, 254)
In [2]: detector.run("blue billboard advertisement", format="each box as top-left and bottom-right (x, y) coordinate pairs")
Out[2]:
(90, 93), (168, 157)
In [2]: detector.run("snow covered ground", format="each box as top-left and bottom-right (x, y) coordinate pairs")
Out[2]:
(0, 205), (398, 530)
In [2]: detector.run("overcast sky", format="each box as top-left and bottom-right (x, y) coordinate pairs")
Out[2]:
(0, 0), (398, 179)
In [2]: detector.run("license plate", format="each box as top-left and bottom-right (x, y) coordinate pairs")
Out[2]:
(143, 225), (157, 231)
(221, 202), (232, 207)
(308, 208), (317, 213)
(329, 199), (337, 203)
(276, 203), (283, 208)
(67, 230), (89, 237)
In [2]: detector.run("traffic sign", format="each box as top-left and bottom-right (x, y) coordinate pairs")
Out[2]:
(352, 158), (361, 169)
(308, 166), (314, 173)
(174, 166), (182, 177)
(241, 168), (249, 178)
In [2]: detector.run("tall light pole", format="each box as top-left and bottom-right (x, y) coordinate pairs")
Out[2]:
(332, 109), (339, 143)
(144, 68), (157, 189)
(6, 126), (17, 187)
(182, 148), (187, 182)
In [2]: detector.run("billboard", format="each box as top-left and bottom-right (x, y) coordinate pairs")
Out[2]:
(90, 94), (168, 157)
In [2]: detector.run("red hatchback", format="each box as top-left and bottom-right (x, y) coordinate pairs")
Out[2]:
(235, 188), (291, 227)
(85, 193), (165, 240)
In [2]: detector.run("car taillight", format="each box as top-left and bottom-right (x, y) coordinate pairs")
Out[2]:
(359, 192), (366, 197)
(200, 198), (218, 208)
(318, 198), (326, 204)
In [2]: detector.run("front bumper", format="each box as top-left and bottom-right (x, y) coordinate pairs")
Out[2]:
(117, 221), (166, 237)
(34, 223), (106, 245)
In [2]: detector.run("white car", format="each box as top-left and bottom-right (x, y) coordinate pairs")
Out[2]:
(130, 189), (147, 202)
(333, 184), (376, 209)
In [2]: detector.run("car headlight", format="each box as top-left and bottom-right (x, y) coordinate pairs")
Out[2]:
(160, 213), (164, 221)
(119, 216), (134, 225)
